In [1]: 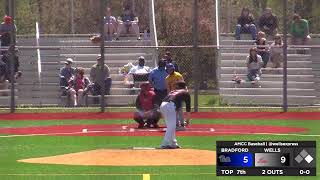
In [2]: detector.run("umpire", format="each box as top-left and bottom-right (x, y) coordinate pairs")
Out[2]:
(148, 59), (168, 103)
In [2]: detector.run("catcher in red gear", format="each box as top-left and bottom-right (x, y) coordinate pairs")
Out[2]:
(134, 82), (161, 128)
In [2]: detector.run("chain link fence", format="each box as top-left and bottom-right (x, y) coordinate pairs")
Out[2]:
(0, 0), (320, 112)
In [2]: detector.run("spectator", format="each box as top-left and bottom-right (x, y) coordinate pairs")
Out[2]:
(164, 51), (179, 72)
(129, 56), (151, 87)
(90, 56), (112, 96)
(254, 31), (269, 68)
(129, 56), (151, 74)
(0, 58), (8, 95)
(67, 67), (91, 107)
(235, 7), (257, 40)
(290, 14), (311, 45)
(1, 49), (21, 82)
(270, 34), (283, 68)
(116, 7), (140, 40)
(0, 15), (16, 47)
(104, 7), (118, 41)
(134, 82), (161, 128)
(59, 58), (76, 94)
(246, 47), (263, 83)
(148, 59), (168, 103)
(258, 8), (278, 37)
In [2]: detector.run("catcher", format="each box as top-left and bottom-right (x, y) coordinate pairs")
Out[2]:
(134, 82), (161, 128)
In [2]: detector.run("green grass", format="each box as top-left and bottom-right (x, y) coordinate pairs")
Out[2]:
(0, 117), (319, 179)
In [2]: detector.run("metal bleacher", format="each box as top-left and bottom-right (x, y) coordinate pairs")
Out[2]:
(0, 0), (159, 107)
(218, 34), (318, 106)
(14, 35), (155, 107)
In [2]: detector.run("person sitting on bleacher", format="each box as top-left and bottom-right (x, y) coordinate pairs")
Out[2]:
(129, 56), (151, 87)
(59, 58), (76, 95)
(258, 8), (278, 37)
(254, 31), (269, 68)
(104, 7), (118, 41)
(116, 7), (140, 40)
(290, 14), (311, 45)
(134, 82), (161, 129)
(246, 47), (263, 84)
(90, 56), (112, 96)
(67, 67), (90, 107)
(270, 34), (283, 69)
(235, 7), (257, 40)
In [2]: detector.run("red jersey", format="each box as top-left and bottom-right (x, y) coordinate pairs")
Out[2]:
(136, 90), (157, 111)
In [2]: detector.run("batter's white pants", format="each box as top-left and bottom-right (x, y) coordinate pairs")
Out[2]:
(160, 101), (178, 147)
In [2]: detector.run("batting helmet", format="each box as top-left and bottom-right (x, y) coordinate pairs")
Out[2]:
(166, 63), (175, 71)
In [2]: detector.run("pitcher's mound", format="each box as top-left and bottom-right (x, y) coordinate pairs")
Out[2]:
(18, 149), (216, 166)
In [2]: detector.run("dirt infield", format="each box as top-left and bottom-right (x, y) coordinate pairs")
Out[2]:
(18, 149), (216, 166)
(0, 124), (307, 136)
(0, 112), (320, 121)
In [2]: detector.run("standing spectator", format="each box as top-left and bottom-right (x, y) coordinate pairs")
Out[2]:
(159, 81), (191, 149)
(235, 7), (257, 40)
(164, 51), (179, 72)
(59, 58), (76, 94)
(116, 7), (140, 40)
(67, 67), (91, 107)
(246, 47), (263, 83)
(254, 31), (269, 68)
(104, 7), (118, 41)
(1, 49), (21, 81)
(0, 58), (8, 95)
(0, 15), (16, 47)
(90, 56), (112, 96)
(134, 82), (161, 128)
(258, 8), (278, 37)
(290, 14), (311, 45)
(148, 59), (168, 103)
(270, 34), (283, 68)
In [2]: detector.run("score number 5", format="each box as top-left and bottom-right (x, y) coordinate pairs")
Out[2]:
(243, 156), (249, 163)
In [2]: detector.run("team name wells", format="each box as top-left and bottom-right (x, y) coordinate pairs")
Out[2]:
(264, 148), (281, 152)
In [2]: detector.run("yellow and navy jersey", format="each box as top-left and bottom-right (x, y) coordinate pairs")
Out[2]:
(165, 72), (184, 92)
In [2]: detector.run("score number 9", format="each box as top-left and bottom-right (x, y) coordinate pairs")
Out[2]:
(280, 156), (286, 164)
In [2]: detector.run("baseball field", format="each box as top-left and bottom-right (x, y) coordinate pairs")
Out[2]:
(0, 111), (319, 180)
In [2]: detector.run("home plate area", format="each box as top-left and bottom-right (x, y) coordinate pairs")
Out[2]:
(0, 124), (307, 137)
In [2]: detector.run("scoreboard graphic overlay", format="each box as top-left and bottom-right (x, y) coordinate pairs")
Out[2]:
(216, 141), (316, 176)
